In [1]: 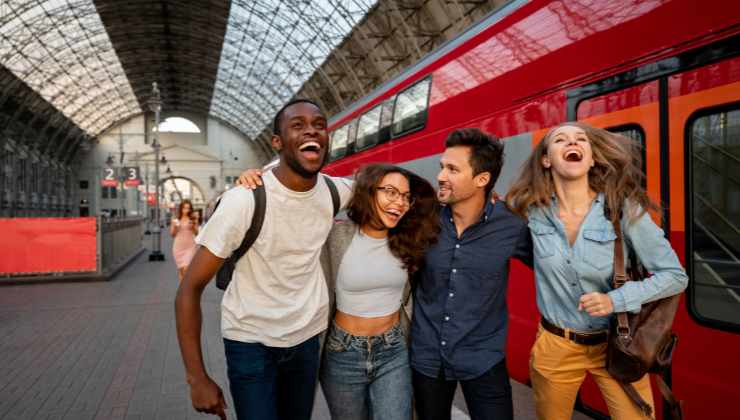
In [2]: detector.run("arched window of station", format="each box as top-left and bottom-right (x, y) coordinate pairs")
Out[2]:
(153, 117), (202, 133)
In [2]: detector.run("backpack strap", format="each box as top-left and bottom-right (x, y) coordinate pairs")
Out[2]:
(323, 175), (340, 217)
(232, 185), (266, 262)
(214, 186), (266, 290)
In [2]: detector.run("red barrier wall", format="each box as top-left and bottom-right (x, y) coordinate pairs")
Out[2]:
(0, 218), (97, 275)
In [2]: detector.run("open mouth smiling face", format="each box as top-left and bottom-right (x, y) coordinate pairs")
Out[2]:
(298, 140), (323, 161)
(563, 148), (583, 163)
(381, 207), (404, 225)
(542, 125), (595, 178)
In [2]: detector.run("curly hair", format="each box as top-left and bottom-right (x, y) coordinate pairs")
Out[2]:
(346, 163), (440, 274)
(506, 122), (659, 223)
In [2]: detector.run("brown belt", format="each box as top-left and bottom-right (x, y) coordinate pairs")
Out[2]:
(540, 318), (608, 346)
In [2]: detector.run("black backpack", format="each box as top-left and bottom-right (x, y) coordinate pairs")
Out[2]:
(214, 176), (341, 290)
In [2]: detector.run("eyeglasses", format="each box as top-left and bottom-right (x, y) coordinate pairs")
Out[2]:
(376, 185), (415, 206)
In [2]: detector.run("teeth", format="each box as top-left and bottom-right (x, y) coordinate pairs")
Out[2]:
(299, 141), (321, 151)
(564, 150), (582, 160)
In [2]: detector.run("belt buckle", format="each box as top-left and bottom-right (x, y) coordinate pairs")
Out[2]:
(567, 331), (580, 344)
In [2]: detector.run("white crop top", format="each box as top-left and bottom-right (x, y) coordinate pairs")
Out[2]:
(335, 228), (408, 317)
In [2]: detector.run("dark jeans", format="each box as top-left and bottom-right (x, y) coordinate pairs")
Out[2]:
(412, 358), (513, 420)
(223, 335), (320, 420)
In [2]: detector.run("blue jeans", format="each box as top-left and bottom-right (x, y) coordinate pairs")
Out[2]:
(223, 335), (320, 420)
(320, 321), (412, 420)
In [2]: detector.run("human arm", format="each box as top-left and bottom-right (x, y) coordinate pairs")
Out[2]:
(170, 219), (179, 237)
(329, 176), (354, 210)
(513, 223), (533, 269)
(175, 248), (227, 419)
(237, 169), (354, 212)
(606, 210), (688, 313)
(174, 189), (253, 418)
(237, 168), (263, 189)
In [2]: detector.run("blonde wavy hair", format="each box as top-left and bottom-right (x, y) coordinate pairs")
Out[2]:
(506, 122), (659, 223)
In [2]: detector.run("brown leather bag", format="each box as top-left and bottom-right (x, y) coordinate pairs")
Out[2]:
(607, 218), (683, 419)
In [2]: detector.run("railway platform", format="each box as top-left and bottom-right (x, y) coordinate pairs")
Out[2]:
(0, 234), (590, 420)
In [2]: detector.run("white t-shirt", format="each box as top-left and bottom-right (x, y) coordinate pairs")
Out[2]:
(196, 170), (352, 347)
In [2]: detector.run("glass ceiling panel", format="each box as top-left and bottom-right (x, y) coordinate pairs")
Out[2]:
(0, 0), (141, 136)
(210, 0), (377, 139)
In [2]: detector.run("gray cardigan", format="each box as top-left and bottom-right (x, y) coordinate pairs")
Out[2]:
(320, 220), (413, 337)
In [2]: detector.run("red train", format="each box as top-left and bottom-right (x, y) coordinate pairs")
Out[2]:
(321, 0), (740, 418)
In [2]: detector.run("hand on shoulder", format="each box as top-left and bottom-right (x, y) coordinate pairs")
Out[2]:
(236, 168), (263, 190)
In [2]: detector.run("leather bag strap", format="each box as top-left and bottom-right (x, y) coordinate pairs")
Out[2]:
(656, 375), (684, 420)
(617, 381), (654, 419)
(611, 218), (631, 339)
(617, 376), (683, 420)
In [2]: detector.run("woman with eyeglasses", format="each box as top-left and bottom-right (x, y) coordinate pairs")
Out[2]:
(318, 163), (439, 420)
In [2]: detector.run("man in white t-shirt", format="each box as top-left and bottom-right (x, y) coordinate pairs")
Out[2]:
(175, 99), (352, 420)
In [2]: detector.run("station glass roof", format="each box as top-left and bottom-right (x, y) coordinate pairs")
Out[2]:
(0, 0), (376, 140)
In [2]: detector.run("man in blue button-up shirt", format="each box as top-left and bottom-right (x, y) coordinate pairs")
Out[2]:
(411, 129), (532, 420)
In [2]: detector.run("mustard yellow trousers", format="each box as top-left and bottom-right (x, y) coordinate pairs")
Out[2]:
(529, 326), (654, 420)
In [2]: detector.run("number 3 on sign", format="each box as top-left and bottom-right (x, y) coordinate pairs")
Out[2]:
(123, 166), (141, 187)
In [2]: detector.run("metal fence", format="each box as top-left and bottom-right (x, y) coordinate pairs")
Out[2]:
(100, 217), (146, 276)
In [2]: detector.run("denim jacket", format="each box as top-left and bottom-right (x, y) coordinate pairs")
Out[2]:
(528, 193), (688, 332)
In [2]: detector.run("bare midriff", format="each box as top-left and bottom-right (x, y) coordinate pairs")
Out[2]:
(334, 309), (400, 336)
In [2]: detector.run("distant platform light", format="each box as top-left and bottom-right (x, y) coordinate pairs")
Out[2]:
(153, 117), (201, 133)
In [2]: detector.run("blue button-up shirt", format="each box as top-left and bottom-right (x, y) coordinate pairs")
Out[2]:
(411, 200), (532, 380)
(528, 194), (688, 332)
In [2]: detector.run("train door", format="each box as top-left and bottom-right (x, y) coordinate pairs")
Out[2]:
(570, 54), (740, 419)
(665, 55), (740, 420)
(573, 80), (664, 418)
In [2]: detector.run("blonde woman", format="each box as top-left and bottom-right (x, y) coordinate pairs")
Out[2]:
(507, 122), (688, 420)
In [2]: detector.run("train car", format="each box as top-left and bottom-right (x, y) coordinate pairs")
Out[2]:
(321, 0), (740, 418)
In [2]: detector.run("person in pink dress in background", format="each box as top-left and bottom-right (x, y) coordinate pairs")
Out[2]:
(171, 199), (199, 281)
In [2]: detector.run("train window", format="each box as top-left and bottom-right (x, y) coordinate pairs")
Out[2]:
(392, 76), (431, 137)
(329, 123), (351, 161)
(688, 105), (740, 330)
(355, 105), (382, 151)
(381, 99), (394, 128)
(379, 98), (394, 142)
